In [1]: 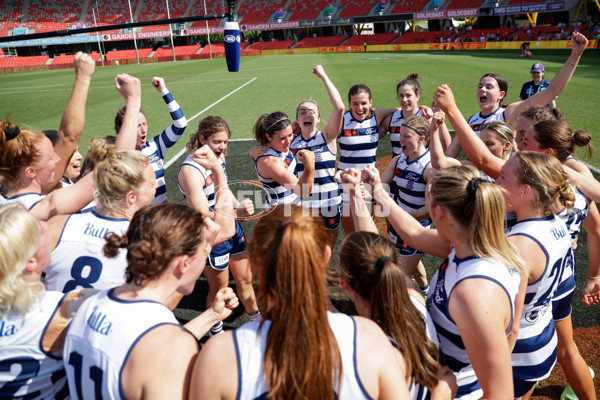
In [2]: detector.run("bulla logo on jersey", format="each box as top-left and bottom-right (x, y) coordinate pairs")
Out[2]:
(0, 321), (18, 337)
(84, 223), (110, 239)
(87, 307), (113, 336)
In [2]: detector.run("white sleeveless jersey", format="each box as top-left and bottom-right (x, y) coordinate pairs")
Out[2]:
(234, 312), (373, 400)
(45, 211), (130, 293)
(337, 111), (379, 171)
(426, 249), (520, 400)
(255, 147), (300, 206)
(291, 131), (341, 209)
(387, 109), (424, 158)
(389, 150), (431, 214)
(506, 215), (572, 384)
(179, 154), (227, 210)
(467, 107), (505, 133)
(0, 291), (69, 400)
(63, 289), (193, 400)
(3, 192), (45, 211)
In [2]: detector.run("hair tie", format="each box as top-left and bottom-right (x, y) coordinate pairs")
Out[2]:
(466, 177), (486, 200)
(375, 256), (389, 274)
(5, 124), (20, 140)
(265, 117), (289, 133)
(400, 123), (423, 136)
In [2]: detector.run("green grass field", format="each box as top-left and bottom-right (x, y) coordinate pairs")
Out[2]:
(2, 49), (599, 327)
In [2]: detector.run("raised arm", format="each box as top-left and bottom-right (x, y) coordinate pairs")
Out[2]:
(435, 85), (505, 179)
(114, 74), (142, 150)
(429, 106), (462, 171)
(363, 165), (451, 258)
(314, 65), (345, 144)
(152, 76), (188, 156)
(504, 32), (589, 124)
(42, 52), (95, 194)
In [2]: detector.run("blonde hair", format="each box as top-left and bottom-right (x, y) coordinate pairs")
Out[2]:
(482, 120), (517, 156)
(430, 166), (526, 277)
(93, 150), (150, 213)
(402, 115), (430, 146)
(513, 152), (575, 212)
(0, 203), (45, 316)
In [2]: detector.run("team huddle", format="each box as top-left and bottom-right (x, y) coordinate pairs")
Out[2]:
(1, 31), (598, 399)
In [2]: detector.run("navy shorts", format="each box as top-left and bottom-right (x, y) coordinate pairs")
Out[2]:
(388, 219), (431, 256)
(207, 221), (247, 271)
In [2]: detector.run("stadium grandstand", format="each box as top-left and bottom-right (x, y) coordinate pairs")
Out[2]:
(0, 0), (598, 71)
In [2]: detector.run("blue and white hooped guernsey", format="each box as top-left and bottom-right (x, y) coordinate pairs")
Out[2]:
(426, 249), (520, 400)
(553, 184), (589, 314)
(337, 110), (379, 171)
(140, 90), (187, 204)
(389, 150), (431, 217)
(387, 109), (424, 158)
(467, 107), (505, 134)
(255, 147), (300, 206)
(291, 131), (341, 210)
(506, 214), (572, 396)
(0, 291), (69, 400)
(45, 211), (130, 293)
(179, 154), (227, 210)
(63, 289), (196, 400)
(233, 312), (373, 400)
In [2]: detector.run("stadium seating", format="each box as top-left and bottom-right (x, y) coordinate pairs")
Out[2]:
(51, 52), (102, 64)
(0, 55), (49, 68)
(153, 44), (201, 57)
(137, 0), (188, 20)
(105, 48), (153, 60)
(392, 30), (453, 44)
(84, 0), (131, 26)
(287, 0), (331, 22)
(455, 27), (516, 41)
(188, 0), (230, 27)
(445, 0), (485, 10)
(246, 39), (295, 50)
(238, 0), (286, 24)
(0, 2), (23, 24)
(294, 36), (346, 48)
(338, 0), (375, 18)
(390, 0), (429, 13)
(199, 42), (224, 54)
(27, 0), (82, 24)
(344, 33), (398, 45)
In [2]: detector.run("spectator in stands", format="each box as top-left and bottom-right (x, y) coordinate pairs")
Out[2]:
(519, 62), (556, 108)
(114, 76), (188, 204)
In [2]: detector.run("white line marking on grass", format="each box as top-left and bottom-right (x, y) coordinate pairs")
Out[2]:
(164, 77), (257, 170)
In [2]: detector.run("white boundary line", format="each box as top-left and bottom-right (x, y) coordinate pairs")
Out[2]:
(584, 161), (600, 174)
(164, 77), (257, 170)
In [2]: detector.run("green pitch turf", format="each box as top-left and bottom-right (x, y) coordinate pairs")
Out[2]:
(2, 50), (599, 329)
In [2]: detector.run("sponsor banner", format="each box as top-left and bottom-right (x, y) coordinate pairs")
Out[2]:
(241, 21), (300, 31)
(415, 8), (478, 19)
(0, 34), (98, 48)
(102, 30), (171, 41)
(493, 2), (564, 15)
(181, 26), (224, 35)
